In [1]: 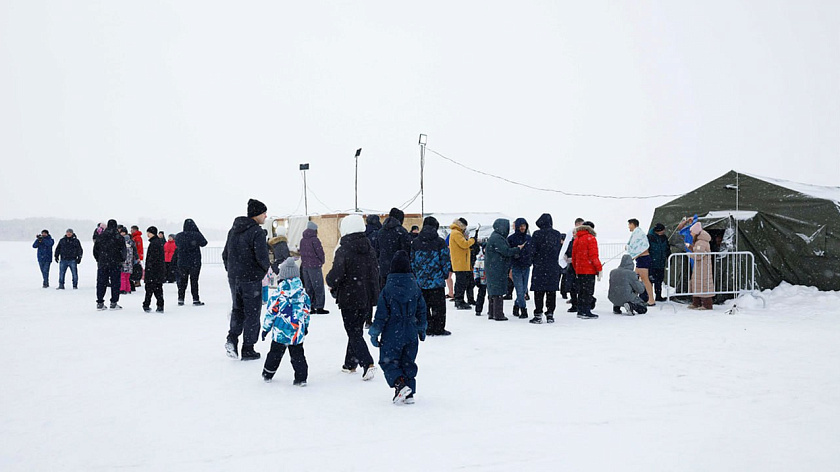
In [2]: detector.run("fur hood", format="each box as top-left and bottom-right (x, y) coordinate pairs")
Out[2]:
(574, 224), (597, 237)
(268, 235), (288, 247)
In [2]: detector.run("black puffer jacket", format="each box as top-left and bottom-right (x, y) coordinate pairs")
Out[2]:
(530, 213), (563, 292)
(175, 219), (208, 269)
(55, 233), (84, 262)
(222, 217), (271, 282)
(376, 217), (410, 279)
(144, 235), (166, 284)
(93, 221), (126, 269)
(326, 232), (380, 311)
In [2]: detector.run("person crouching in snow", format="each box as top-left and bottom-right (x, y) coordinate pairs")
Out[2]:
(608, 255), (648, 316)
(368, 250), (427, 404)
(261, 257), (311, 386)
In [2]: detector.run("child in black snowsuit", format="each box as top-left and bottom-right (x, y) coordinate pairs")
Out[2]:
(368, 251), (427, 404)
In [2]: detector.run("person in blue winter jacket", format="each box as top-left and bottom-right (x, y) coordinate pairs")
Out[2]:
(261, 257), (311, 386)
(33, 230), (54, 288)
(507, 217), (533, 318)
(369, 250), (427, 405)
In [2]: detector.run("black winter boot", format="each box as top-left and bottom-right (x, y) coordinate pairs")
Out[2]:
(240, 344), (261, 361)
(546, 314), (555, 323)
(529, 314), (543, 324)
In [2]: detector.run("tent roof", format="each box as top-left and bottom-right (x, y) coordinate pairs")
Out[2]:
(743, 172), (840, 203)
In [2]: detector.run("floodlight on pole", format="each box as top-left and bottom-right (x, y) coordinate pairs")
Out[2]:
(354, 148), (362, 213)
(300, 163), (310, 215)
(419, 134), (427, 217)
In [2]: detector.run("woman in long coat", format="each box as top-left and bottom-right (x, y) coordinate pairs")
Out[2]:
(688, 222), (714, 310)
(484, 219), (520, 321)
(529, 213), (563, 323)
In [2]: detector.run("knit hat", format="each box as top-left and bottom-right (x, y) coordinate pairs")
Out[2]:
(389, 207), (405, 224)
(66, 228), (74, 234)
(147, 226), (158, 235)
(340, 215), (366, 237)
(277, 257), (300, 280)
(653, 223), (666, 232)
(390, 250), (411, 274)
(690, 222), (702, 236)
(458, 217), (468, 227)
(422, 216), (439, 231)
(168, 234), (175, 239)
(452, 218), (467, 231)
(307, 221), (318, 231)
(247, 198), (267, 218)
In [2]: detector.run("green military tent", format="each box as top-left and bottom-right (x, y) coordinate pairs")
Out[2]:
(651, 171), (840, 291)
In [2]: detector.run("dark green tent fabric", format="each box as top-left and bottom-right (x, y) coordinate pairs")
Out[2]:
(651, 171), (840, 291)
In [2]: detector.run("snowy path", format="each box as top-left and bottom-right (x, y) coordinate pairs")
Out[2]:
(1, 242), (839, 471)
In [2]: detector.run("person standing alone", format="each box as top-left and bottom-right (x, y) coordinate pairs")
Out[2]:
(32, 230), (54, 288)
(223, 199), (271, 361)
(175, 218), (208, 306)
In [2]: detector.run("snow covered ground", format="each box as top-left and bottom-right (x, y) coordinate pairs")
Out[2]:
(1, 241), (839, 471)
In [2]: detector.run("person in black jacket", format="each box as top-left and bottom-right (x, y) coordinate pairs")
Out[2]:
(54, 228), (83, 289)
(222, 199), (271, 361)
(174, 218), (208, 306)
(143, 226), (166, 313)
(326, 215), (379, 381)
(364, 214), (382, 248)
(376, 208), (411, 288)
(93, 219), (127, 310)
(529, 214), (563, 324)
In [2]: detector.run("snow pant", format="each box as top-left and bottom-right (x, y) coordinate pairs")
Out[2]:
(467, 273), (476, 302)
(227, 278), (262, 347)
(488, 295), (505, 320)
(475, 283), (487, 314)
(263, 342), (308, 383)
(650, 268), (665, 299)
(341, 308), (374, 369)
(453, 271), (474, 304)
(177, 265), (201, 302)
(143, 282), (164, 310)
(379, 339), (418, 394)
(614, 302), (647, 314)
(421, 288), (447, 335)
(511, 267), (530, 309)
(58, 260), (78, 288)
(165, 262), (177, 283)
(120, 272), (132, 292)
(533, 291), (557, 314)
(301, 266), (325, 310)
(691, 297), (713, 309)
(131, 263), (143, 287)
(566, 264), (578, 307)
(577, 274), (596, 315)
(38, 259), (51, 286)
(96, 266), (122, 304)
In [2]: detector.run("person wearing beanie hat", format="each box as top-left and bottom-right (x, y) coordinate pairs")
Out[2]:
(93, 219), (126, 310)
(261, 257), (310, 385)
(364, 214), (382, 248)
(647, 223), (671, 302)
(326, 215), (380, 380)
(409, 225), (420, 240)
(449, 217), (477, 310)
(376, 209), (411, 292)
(268, 224), (290, 274)
(299, 220), (328, 314)
(142, 227), (166, 313)
(368, 250), (427, 404)
(571, 221), (602, 319)
(175, 219), (208, 305)
(410, 216), (452, 336)
(223, 199), (271, 361)
(54, 228), (83, 290)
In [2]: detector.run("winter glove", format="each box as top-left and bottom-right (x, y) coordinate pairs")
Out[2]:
(55, 257), (59, 263)
(418, 330), (426, 342)
(261, 330), (269, 341)
(370, 335), (380, 348)
(77, 258), (82, 264)
(368, 326), (381, 347)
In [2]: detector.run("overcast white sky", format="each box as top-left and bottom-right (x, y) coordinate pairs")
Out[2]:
(2, 1), (838, 239)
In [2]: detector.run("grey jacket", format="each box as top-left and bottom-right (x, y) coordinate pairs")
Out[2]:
(608, 255), (646, 307)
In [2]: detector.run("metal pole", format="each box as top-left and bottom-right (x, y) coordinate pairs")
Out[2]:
(303, 170), (309, 215)
(355, 156), (359, 213)
(420, 142), (425, 217)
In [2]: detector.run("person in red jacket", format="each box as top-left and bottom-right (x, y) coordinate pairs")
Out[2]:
(130, 225), (145, 288)
(130, 226), (145, 261)
(164, 234), (177, 283)
(571, 221), (602, 319)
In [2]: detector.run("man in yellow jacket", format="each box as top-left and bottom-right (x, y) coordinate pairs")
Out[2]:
(449, 218), (476, 310)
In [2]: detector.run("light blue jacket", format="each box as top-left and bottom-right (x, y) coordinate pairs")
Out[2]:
(627, 227), (650, 259)
(262, 277), (311, 345)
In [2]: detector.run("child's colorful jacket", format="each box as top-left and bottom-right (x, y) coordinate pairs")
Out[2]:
(262, 277), (311, 345)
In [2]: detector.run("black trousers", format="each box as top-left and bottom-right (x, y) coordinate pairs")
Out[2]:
(178, 265), (201, 302)
(143, 282), (164, 309)
(227, 278), (262, 347)
(488, 295), (504, 319)
(453, 271), (474, 303)
(341, 308), (374, 369)
(96, 266), (121, 304)
(577, 274), (596, 315)
(533, 291), (557, 314)
(475, 284), (487, 313)
(421, 288), (447, 334)
(650, 268), (665, 298)
(566, 264), (578, 306)
(165, 262), (177, 283)
(263, 342), (308, 382)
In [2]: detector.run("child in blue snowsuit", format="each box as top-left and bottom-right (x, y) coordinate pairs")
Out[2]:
(261, 257), (311, 386)
(369, 250), (427, 404)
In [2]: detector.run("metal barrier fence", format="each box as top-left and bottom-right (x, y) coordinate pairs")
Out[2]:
(202, 247), (224, 265)
(598, 243), (628, 265)
(665, 251), (756, 301)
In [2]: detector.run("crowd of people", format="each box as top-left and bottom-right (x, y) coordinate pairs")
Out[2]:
(33, 199), (714, 404)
